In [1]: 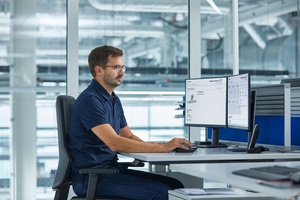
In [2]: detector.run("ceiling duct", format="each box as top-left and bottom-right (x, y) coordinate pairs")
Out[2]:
(88, 0), (188, 13)
(202, 0), (298, 38)
(87, 0), (229, 14)
(205, 34), (293, 72)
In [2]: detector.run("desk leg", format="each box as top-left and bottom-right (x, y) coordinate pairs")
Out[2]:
(151, 164), (168, 176)
(148, 163), (153, 173)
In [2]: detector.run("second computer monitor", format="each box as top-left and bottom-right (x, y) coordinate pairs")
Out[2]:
(227, 73), (251, 131)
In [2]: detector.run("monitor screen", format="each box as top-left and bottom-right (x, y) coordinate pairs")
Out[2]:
(227, 73), (251, 131)
(185, 77), (227, 127)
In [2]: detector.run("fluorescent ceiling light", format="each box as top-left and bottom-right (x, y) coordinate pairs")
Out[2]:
(206, 0), (222, 15)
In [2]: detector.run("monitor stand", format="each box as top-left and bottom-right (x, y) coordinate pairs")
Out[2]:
(197, 128), (227, 148)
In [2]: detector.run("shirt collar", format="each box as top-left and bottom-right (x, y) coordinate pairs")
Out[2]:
(90, 79), (116, 101)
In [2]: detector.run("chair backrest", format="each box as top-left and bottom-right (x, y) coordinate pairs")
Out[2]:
(52, 95), (76, 199)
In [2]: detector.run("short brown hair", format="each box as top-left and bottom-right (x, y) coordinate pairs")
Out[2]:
(88, 45), (123, 77)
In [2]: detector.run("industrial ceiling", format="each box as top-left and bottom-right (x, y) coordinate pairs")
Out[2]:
(0, 0), (298, 92)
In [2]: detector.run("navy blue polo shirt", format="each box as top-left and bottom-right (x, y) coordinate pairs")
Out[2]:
(69, 79), (127, 182)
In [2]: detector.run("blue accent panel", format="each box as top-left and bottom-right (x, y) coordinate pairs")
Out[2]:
(255, 116), (284, 145)
(207, 127), (248, 143)
(207, 116), (300, 146)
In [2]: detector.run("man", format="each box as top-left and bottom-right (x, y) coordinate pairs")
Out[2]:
(69, 45), (193, 200)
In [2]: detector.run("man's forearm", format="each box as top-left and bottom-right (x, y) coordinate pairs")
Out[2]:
(128, 134), (144, 142)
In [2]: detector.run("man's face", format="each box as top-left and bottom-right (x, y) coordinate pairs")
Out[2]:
(102, 55), (125, 88)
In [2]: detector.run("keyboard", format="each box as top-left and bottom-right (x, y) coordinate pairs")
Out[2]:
(232, 165), (300, 181)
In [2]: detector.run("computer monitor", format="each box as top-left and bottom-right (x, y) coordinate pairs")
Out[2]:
(227, 73), (258, 152)
(227, 73), (251, 131)
(185, 76), (227, 147)
(280, 77), (300, 87)
(248, 90), (257, 138)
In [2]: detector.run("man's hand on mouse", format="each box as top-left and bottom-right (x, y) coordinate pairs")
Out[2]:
(163, 138), (193, 152)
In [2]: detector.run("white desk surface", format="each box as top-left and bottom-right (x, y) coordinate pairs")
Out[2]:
(170, 161), (300, 199)
(120, 148), (300, 163)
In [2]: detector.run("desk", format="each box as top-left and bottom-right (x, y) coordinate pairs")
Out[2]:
(120, 148), (300, 164)
(120, 148), (300, 190)
(168, 190), (277, 200)
(170, 161), (300, 199)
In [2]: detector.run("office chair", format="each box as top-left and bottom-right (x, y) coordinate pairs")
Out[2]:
(52, 95), (143, 200)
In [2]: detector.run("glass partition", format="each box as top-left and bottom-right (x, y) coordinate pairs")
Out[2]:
(238, 0), (298, 86)
(199, 0), (299, 85)
(78, 0), (189, 144)
(0, 0), (299, 198)
(0, 0), (67, 199)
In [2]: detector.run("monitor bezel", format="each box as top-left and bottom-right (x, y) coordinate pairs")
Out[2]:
(184, 76), (228, 128)
(227, 73), (251, 131)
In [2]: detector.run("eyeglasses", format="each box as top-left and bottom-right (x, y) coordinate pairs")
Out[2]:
(105, 65), (126, 73)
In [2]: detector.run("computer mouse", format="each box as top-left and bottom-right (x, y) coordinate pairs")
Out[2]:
(174, 147), (195, 153)
(290, 171), (300, 183)
(173, 144), (197, 153)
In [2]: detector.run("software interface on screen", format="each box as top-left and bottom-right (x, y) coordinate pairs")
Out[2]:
(185, 77), (227, 127)
(227, 73), (250, 130)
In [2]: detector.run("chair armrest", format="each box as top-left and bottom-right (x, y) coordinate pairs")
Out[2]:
(77, 160), (143, 200)
(79, 168), (119, 200)
(79, 168), (119, 174)
(120, 159), (144, 169)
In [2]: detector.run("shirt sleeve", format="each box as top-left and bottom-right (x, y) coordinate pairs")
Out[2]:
(78, 95), (108, 131)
